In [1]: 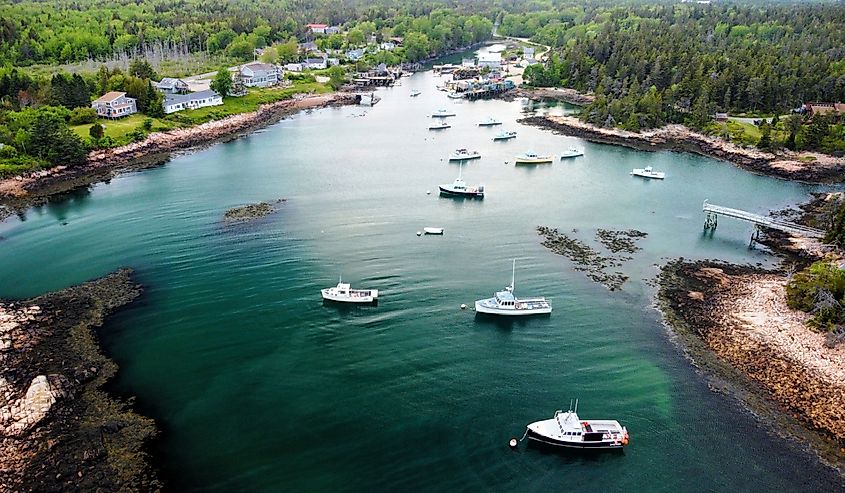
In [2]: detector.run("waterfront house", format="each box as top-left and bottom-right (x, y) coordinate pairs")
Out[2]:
(305, 57), (327, 70)
(804, 102), (845, 118)
(346, 48), (365, 61)
(477, 52), (502, 70)
(163, 90), (223, 114)
(91, 91), (137, 119)
(239, 62), (281, 87)
(306, 23), (328, 34)
(155, 78), (189, 94)
(285, 63), (304, 72)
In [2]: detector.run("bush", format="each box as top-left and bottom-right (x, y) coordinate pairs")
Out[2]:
(786, 260), (845, 331)
(142, 118), (153, 131)
(69, 107), (98, 125)
(0, 144), (18, 159)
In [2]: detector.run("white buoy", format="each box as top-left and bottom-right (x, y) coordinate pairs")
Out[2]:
(426, 190), (431, 195)
(509, 438), (518, 448)
(460, 303), (467, 310)
(416, 231), (422, 236)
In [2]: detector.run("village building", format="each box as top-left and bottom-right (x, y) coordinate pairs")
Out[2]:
(298, 41), (318, 53)
(804, 102), (845, 118)
(346, 48), (365, 61)
(238, 62), (282, 87)
(284, 63), (304, 72)
(477, 52), (502, 70)
(379, 42), (396, 51)
(304, 57), (328, 70)
(154, 78), (189, 94)
(324, 26), (341, 35)
(163, 90), (223, 114)
(305, 23), (328, 35)
(91, 91), (137, 119)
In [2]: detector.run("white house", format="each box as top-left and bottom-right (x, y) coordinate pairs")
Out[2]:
(305, 23), (328, 34)
(284, 63), (304, 72)
(91, 91), (137, 119)
(239, 62), (281, 87)
(163, 90), (223, 114)
(155, 78), (189, 94)
(523, 47), (535, 59)
(379, 42), (396, 51)
(477, 52), (502, 70)
(304, 57), (327, 70)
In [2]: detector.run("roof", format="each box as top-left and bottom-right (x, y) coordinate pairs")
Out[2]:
(807, 102), (845, 114)
(93, 91), (126, 103)
(306, 23), (328, 28)
(478, 53), (502, 62)
(305, 58), (326, 64)
(164, 90), (221, 106)
(496, 290), (515, 301)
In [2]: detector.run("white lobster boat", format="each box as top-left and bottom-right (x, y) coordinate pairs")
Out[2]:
(439, 164), (484, 198)
(493, 131), (517, 141)
(431, 109), (456, 118)
(514, 151), (554, 165)
(429, 122), (451, 130)
(630, 166), (665, 179)
(524, 400), (630, 450)
(559, 147), (584, 158)
(448, 149), (481, 161)
(321, 277), (378, 303)
(474, 260), (551, 316)
(478, 117), (502, 126)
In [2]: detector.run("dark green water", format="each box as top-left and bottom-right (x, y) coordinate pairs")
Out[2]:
(1, 65), (842, 491)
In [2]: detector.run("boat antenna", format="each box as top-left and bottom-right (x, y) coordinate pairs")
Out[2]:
(574, 398), (578, 414)
(511, 259), (516, 292)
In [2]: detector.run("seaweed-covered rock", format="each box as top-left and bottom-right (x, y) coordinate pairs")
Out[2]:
(224, 199), (286, 223)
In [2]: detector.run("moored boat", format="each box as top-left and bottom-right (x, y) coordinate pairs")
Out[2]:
(447, 92), (464, 99)
(448, 149), (481, 161)
(474, 260), (551, 316)
(523, 400), (629, 451)
(493, 131), (517, 141)
(429, 122), (451, 130)
(439, 164), (484, 198)
(514, 151), (554, 165)
(431, 109), (456, 117)
(478, 117), (502, 127)
(410, 90), (421, 97)
(630, 166), (665, 179)
(423, 227), (444, 235)
(559, 147), (584, 158)
(321, 277), (378, 303)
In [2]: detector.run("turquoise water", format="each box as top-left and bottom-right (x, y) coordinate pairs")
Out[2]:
(1, 66), (841, 491)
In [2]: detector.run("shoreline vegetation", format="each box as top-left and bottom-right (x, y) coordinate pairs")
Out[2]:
(0, 269), (160, 491)
(0, 92), (357, 219)
(519, 114), (845, 183)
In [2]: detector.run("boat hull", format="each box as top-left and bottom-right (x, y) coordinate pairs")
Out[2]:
(526, 428), (625, 450)
(631, 171), (665, 180)
(429, 125), (450, 130)
(559, 153), (583, 159)
(478, 122), (502, 126)
(448, 154), (481, 161)
(514, 158), (553, 165)
(439, 186), (483, 198)
(493, 135), (516, 141)
(474, 300), (551, 316)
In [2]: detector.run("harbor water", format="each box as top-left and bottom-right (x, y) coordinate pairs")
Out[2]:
(0, 64), (841, 491)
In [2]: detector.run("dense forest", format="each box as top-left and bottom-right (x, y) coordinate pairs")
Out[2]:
(508, 1), (845, 153)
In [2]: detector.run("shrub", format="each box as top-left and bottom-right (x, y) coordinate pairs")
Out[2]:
(786, 260), (845, 331)
(69, 107), (98, 125)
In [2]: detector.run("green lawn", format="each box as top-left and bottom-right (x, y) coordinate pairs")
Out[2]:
(70, 114), (174, 144)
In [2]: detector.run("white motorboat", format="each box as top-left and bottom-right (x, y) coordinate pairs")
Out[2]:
(447, 92), (464, 99)
(493, 131), (517, 141)
(429, 122), (451, 130)
(474, 260), (551, 316)
(410, 90), (421, 97)
(321, 277), (378, 303)
(630, 166), (665, 179)
(439, 164), (484, 198)
(431, 109), (456, 118)
(423, 227), (444, 235)
(514, 151), (554, 165)
(448, 149), (481, 161)
(523, 400), (629, 450)
(559, 147), (584, 158)
(478, 117), (502, 127)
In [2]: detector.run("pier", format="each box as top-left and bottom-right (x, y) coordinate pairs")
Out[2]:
(702, 200), (825, 246)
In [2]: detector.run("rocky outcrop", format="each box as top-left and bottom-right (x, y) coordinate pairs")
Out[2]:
(521, 115), (845, 183)
(659, 261), (845, 470)
(224, 199), (286, 223)
(0, 269), (159, 492)
(513, 87), (595, 105)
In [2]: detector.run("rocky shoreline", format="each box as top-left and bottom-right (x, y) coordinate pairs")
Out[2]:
(511, 87), (595, 105)
(0, 269), (159, 491)
(0, 92), (358, 221)
(658, 259), (845, 473)
(520, 114), (845, 183)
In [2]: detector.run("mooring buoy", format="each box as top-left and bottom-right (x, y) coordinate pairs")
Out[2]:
(509, 438), (518, 448)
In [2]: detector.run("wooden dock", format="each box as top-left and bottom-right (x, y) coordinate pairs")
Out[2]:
(702, 200), (824, 244)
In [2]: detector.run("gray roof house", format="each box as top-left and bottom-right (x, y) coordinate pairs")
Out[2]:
(91, 91), (137, 119)
(239, 62), (281, 88)
(163, 90), (223, 114)
(346, 48), (365, 61)
(155, 77), (189, 94)
(304, 58), (327, 70)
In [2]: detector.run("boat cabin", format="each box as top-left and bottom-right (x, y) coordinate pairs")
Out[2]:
(494, 290), (516, 307)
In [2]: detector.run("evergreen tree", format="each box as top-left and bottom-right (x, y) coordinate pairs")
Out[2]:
(128, 58), (157, 80)
(143, 82), (164, 117)
(28, 111), (86, 166)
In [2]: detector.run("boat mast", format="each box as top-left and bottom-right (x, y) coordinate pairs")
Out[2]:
(511, 259), (516, 292)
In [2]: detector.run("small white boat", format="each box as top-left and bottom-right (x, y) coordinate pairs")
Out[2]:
(410, 90), (421, 97)
(559, 147), (584, 159)
(448, 149), (481, 161)
(447, 92), (464, 99)
(474, 260), (551, 316)
(423, 227), (444, 235)
(478, 117), (502, 127)
(431, 109), (456, 118)
(630, 166), (665, 179)
(523, 400), (629, 451)
(493, 131), (517, 141)
(514, 151), (554, 165)
(439, 164), (484, 198)
(429, 122), (451, 130)
(321, 277), (378, 303)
